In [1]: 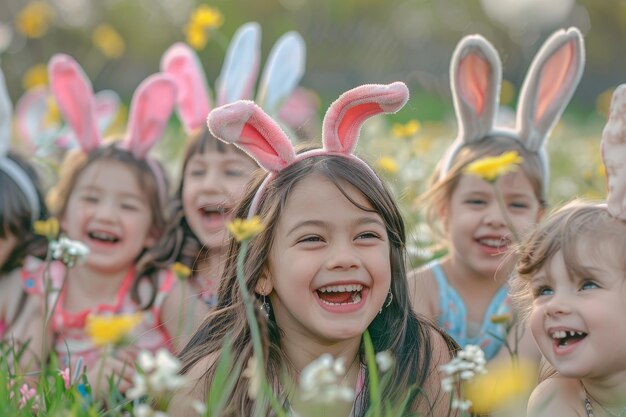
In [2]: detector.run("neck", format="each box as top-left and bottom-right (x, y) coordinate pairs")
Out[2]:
(583, 376), (626, 416)
(444, 252), (511, 287)
(65, 264), (132, 309)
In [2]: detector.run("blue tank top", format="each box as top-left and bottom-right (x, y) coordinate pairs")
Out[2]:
(430, 260), (511, 360)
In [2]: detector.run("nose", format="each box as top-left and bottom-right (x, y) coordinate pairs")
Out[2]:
(325, 241), (361, 271)
(94, 198), (117, 222)
(483, 202), (506, 228)
(200, 167), (226, 194)
(544, 292), (573, 317)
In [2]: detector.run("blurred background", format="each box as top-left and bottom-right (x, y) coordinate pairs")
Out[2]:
(0, 0), (621, 260)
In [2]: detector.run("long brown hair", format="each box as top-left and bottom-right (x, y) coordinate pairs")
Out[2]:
(179, 154), (456, 416)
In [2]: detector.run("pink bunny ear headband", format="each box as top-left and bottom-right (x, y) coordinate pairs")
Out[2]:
(601, 85), (626, 221)
(48, 54), (177, 203)
(0, 67), (41, 222)
(161, 22), (306, 137)
(442, 27), (585, 195)
(207, 82), (409, 218)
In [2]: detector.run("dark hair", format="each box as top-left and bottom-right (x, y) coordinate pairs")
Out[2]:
(0, 152), (49, 273)
(48, 144), (170, 308)
(178, 153), (457, 416)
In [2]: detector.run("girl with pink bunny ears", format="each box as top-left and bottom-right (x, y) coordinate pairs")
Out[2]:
(510, 85), (626, 417)
(21, 54), (207, 397)
(407, 28), (584, 363)
(171, 82), (458, 417)
(152, 22), (307, 307)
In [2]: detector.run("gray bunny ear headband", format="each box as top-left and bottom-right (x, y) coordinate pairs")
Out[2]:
(601, 85), (626, 221)
(441, 27), (585, 194)
(0, 67), (41, 222)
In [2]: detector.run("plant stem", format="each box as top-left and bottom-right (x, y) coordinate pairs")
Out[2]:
(363, 330), (381, 417)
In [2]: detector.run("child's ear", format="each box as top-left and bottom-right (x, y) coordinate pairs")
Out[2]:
(255, 267), (274, 295)
(437, 201), (451, 233)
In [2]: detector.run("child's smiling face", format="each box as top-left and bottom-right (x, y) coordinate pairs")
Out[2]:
(257, 174), (391, 345)
(529, 242), (626, 380)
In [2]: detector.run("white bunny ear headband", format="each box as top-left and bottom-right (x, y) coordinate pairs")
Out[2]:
(48, 54), (177, 201)
(0, 67), (41, 222)
(441, 27), (585, 193)
(207, 82), (409, 218)
(160, 22), (306, 136)
(601, 85), (626, 221)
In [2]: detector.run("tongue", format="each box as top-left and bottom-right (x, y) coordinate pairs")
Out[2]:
(318, 291), (353, 304)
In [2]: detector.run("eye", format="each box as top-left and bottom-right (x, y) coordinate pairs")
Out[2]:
(188, 169), (205, 177)
(297, 235), (324, 244)
(532, 285), (553, 298)
(81, 195), (99, 203)
(464, 198), (486, 206)
(121, 203), (139, 211)
(356, 232), (381, 240)
(225, 169), (245, 177)
(580, 280), (599, 290)
(509, 201), (529, 210)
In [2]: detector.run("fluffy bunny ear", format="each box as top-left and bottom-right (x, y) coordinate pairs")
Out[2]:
(207, 100), (295, 172)
(517, 27), (585, 151)
(0, 67), (12, 157)
(93, 90), (121, 135)
(48, 54), (101, 153)
(322, 82), (409, 154)
(601, 84), (626, 220)
(215, 22), (261, 106)
(160, 42), (212, 134)
(256, 31), (306, 115)
(450, 35), (501, 144)
(124, 74), (177, 159)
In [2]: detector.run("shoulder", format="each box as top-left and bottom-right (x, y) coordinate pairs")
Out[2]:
(168, 354), (218, 417)
(528, 377), (584, 417)
(407, 261), (441, 318)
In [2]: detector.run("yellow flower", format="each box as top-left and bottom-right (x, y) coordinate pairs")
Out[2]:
(86, 313), (142, 347)
(184, 5), (223, 50)
(172, 262), (192, 280)
(464, 151), (524, 182)
(16, 1), (55, 38)
(499, 79), (516, 106)
(33, 218), (59, 240)
(227, 216), (265, 242)
(92, 24), (125, 59)
(490, 313), (512, 325)
(392, 119), (421, 138)
(22, 64), (48, 90)
(464, 360), (536, 414)
(44, 95), (61, 127)
(376, 156), (399, 174)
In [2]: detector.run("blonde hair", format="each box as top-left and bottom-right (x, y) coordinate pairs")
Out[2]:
(419, 135), (547, 243)
(510, 200), (626, 319)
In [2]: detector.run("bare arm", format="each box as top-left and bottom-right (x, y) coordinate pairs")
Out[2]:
(161, 279), (209, 352)
(407, 266), (439, 320)
(527, 378), (583, 417)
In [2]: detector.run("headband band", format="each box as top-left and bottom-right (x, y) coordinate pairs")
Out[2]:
(0, 157), (40, 222)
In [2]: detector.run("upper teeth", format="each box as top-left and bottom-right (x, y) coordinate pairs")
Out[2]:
(318, 284), (363, 293)
(91, 231), (116, 241)
(551, 330), (584, 339)
(479, 238), (505, 248)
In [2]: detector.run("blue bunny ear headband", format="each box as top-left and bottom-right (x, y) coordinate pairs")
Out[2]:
(0, 66), (40, 222)
(160, 22), (307, 137)
(442, 27), (585, 197)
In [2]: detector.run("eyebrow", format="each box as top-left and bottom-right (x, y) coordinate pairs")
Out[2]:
(286, 216), (385, 237)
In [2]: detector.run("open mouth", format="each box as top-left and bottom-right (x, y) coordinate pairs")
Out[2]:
(88, 230), (120, 243)
(551, 329), (587, 348)
(477, 237), (509, 252)
(198, 205), (230, 220)
(316, 284), (363, 306)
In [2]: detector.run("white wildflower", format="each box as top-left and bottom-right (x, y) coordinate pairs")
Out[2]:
(299, 354), (355, 404)
(439, 345), (487, 411)
(134, 403), (169, 417)
(128, 349), (186, 400)
(50, 237), (90, 267)
(452, 398), (472, 411)
(375, 351), (394, 372)
(192, 400), (207, 415)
